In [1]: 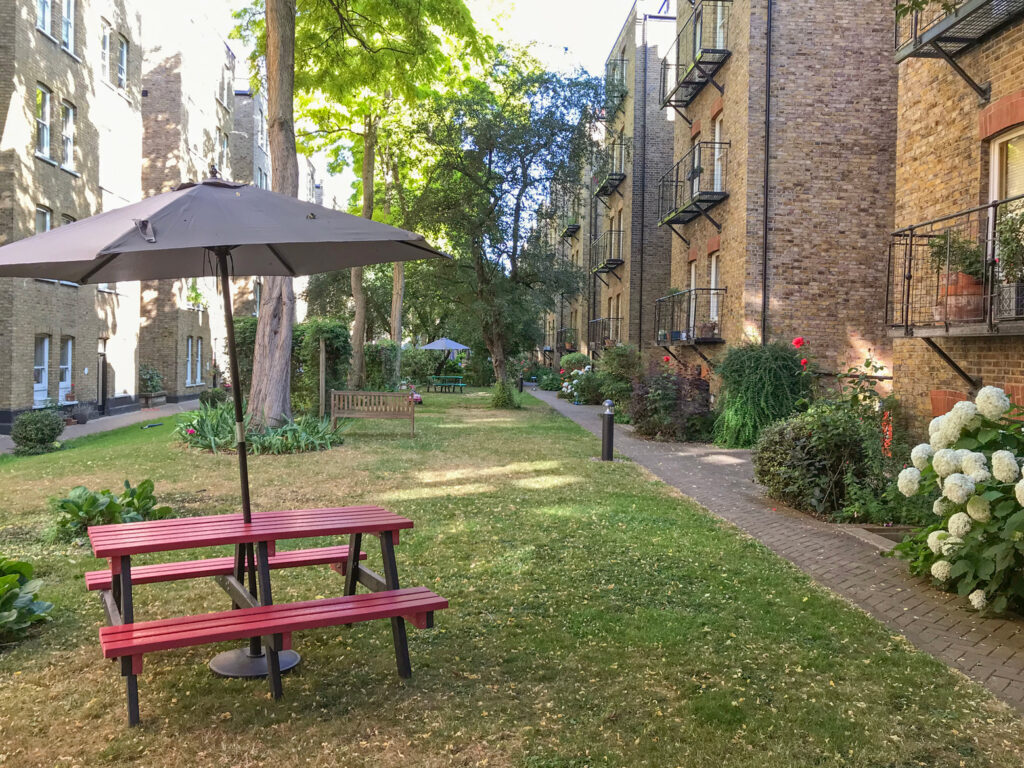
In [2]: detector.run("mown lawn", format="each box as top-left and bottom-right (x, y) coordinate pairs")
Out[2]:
(1, 391), (1023, 767)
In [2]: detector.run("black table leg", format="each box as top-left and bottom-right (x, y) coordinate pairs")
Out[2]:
(379, 531), (411, 678)
(256, 541), (284, 699)
(245, 543), (261, 657)
(344, 533), (362, 597)
(118, 555), (141, 727)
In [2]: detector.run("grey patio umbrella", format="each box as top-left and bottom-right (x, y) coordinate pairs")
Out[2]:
(0, 178), (446, 678)
(418, 337), (469, 352)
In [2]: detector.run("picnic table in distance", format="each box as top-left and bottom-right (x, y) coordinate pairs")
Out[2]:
(427, 375), (465, 393)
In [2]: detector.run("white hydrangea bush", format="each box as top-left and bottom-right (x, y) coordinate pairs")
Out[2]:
(893, 387), (1024, 614)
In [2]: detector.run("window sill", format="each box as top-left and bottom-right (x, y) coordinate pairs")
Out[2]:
(35, 26), (59, 45)
(97, 287), (118, 294)
(60, 165), (80, 177)
(35, 152), (58, 167)
(102, 80), (134, 104)
(61, 45), (82, 63)
(59, 281), (79, 287)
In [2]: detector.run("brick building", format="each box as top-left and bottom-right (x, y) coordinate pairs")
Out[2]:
(587, 0), (677, 356)
(137, 4), (237, 400)
(886, 1), (1024, 432)
(654, 0), (897, 385)
(0, 0), (144, 432)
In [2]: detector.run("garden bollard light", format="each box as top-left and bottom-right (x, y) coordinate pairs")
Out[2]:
(602, 400), (614, 461)
(517, 376), (524, 393)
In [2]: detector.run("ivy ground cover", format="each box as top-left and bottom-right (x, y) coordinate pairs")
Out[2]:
(1, 392), (1023, 767)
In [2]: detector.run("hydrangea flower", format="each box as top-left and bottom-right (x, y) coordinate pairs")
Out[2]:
(943, 473), (975, 505)
(926, 529), (949, 554)
(966, 496), (991, 523)
(928, 415), (944, 435)
(976, 386), (1011, 421)
(948, 511), (972, 537)
(931, 449), (959, 478)
(948, 400), (981, 432)
(897, 467), (921, 497)
(931, 560), (952, 581)
(933, 498), (951, 517)
(911, 444), (933, 471)
(1016, 478), (1024, 507)
(992, 450), (1021, 484)
(960, 451), (991, 484)
(929, 428), (956, 451)
(968, 589), (988, 611)
(941, 536), (965, 557)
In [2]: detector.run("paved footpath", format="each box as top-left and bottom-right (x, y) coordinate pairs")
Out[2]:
(531, 388), (1024, 711)
(0, 401), (194, 454)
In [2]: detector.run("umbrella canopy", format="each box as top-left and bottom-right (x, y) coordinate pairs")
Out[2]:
(0, 178), (445, 283)
(419, 338), (470, 351)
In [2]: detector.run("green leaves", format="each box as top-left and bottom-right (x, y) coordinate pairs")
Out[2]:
(0, 558), (52, 641)
(48, 480), (175, 541)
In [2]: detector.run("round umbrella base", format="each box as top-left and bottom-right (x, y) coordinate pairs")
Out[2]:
(209, 647), (301, 678)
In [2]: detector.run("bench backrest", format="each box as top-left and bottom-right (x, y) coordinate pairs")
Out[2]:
(331, 391), (413, 415)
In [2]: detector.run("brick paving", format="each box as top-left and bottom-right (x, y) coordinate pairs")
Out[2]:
(531, 388), (1024, 711)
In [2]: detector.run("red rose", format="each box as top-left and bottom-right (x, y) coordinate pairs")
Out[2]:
(559, 368), (565, 374)
(801, 358), (808, 367)
(792, 337), (805, 349)
(663, 355), (671, 363)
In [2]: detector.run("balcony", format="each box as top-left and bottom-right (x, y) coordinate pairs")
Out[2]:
(895, 0), (1024, 63)
(594, 138), (628, 198)
(659, 142), (729, 228)
(602, 58), (629, 120)
(588, 317), (623, 349)
(557, 328), (578, 352)
(886, 193), (1024, 337)
(591, 230), (626, 273)
(560, 215), (581, 238)
(661, 1), (731, 110)
(653, 288), (727, 345)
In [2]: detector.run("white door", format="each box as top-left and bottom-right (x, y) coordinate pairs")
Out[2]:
(710, 253), (720, 322)
(58, 337), (72, 402)
(689, 261), (697, 335)
(713, 117), (724, 192)
(693, 5), (703, 57)
(715, 2), (727, 49)
(691, 142), (701, 199)
(33, 336), (49, 407)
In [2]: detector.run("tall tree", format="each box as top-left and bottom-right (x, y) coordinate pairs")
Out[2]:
(407, 51), (599, 384)
(248, 0), (297, 427)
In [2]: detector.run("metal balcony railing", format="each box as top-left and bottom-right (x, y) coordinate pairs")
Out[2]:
(659, 142), (729, 226)
(560, 214), (580, 238)
(653, 288), (727, 345)
(595, 138), (628, 197)
(591, 230), (626, 273)
(895, 0), (1024, 62)
(661, 1), (732, 109)
(887, 193), (1024, 336)
(603, 58), (629, 120)
(557, 328), (578, 351)
(588, 317), (623, 349)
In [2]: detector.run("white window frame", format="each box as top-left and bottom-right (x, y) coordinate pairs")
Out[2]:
(36, 85), (51, 158)
(100, 22), (110, 81)
(34, 335), (50, 407)
(61, 0), (74, 50)
(36, 0), (50, 34)
(117, 37), (128, 89)
(715, 1), (727, 49)
(36, 205), (51, 235)
(59, 337), (73, 402)
(257, 107), (266, 150)
(689, 260), (698, 333)
(713, 116), (724, 192)
(195, 337), (203, 384)
(709, 252), (720, 321)
(185, 336), (194, 385)
(61, 101), (75, 169)
(691, 139), (701, 199)
(990, 125), (1024, 202)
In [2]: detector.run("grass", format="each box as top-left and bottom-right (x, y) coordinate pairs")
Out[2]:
(1, 390), (1023, 767)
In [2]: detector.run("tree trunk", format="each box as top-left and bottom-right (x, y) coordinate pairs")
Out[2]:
(390, 263), (404, 342)
(486, 332), (507, 384)
(347, 114), (375, 389)
(249, 0), (297, 428)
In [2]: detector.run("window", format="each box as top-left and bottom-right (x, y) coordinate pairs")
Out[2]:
(992, 128), (1024, 200)
(61, 0), (74, 50)
(59, 337), (73, 402)
(257, 106), (266, 149)
(61, 102), (74, 169)
(219, 129), (229, 170)
(117, 37), (128, 89)
(36, 85), (51, 157)
(100, 22), (110, 80)
(36, 206), (51, 234)
(36, 0), (50, 34)
(195, 338), (203, 384)
(34, 335), (50, 407)
(690, 137), (701, 199)
(97, 281), (116, 293)
(185, 337), (194, 385)
(710, 253), (720, 321)
(689, 261), (698, 332)
(256, 167), (268, 189)
(713, 116), (724, 192)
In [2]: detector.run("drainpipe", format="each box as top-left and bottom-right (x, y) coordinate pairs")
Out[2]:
(760, 0), (774, 345)
(639, 12), (649, 348)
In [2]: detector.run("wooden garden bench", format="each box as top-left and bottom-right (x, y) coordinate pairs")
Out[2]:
(330, 390), (415, 435)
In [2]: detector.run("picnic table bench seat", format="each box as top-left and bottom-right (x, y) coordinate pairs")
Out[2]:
(426, 375), (465, 393)
(100, 587), (448, 665)
(84, 545), (366, 591)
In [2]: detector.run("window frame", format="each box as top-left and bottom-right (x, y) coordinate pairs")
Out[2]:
(117, 36), (128, 89)
(35, 205), (52, 234)
(709, 252), (720, 321)
(60, 101), (75, 169)
(35, 85), (51, 158)
(195, 337), (203, 385)
(36, 0), (51, 34)
(59, 337), (74, 402)
(100, 21), (111, 81)
(990, 125), (1024, 201)
(185, 336), (194, 386)
(34, 335), (50, 407)
(61, 0), (75, 51)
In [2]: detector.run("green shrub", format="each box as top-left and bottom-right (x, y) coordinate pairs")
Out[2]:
(491, 380), (522, 409)
(199, 387), (229, 407)
(559, 352), (590, 371)
(713, 342), (810, 448)
(401, 348), (446, 385)
(48, 479), (173, 542)
(0, 557), (52, 641)
(139, 363), (164, 394)
(11, 408), (65, 456)
(628, 369), (711, 441)
(365, 339), (401, 391)
(176, 401), (344, 455)
(598, 344), (642, 382)
(538, 372), (562, 391)
(464, 352), (494, 387)
(566, 369), (603, 405)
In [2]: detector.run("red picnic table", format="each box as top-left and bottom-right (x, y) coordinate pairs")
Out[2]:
(86, 506), (447, 727)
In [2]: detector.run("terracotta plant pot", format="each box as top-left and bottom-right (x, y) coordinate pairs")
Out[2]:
(934, 272), (984, 322)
